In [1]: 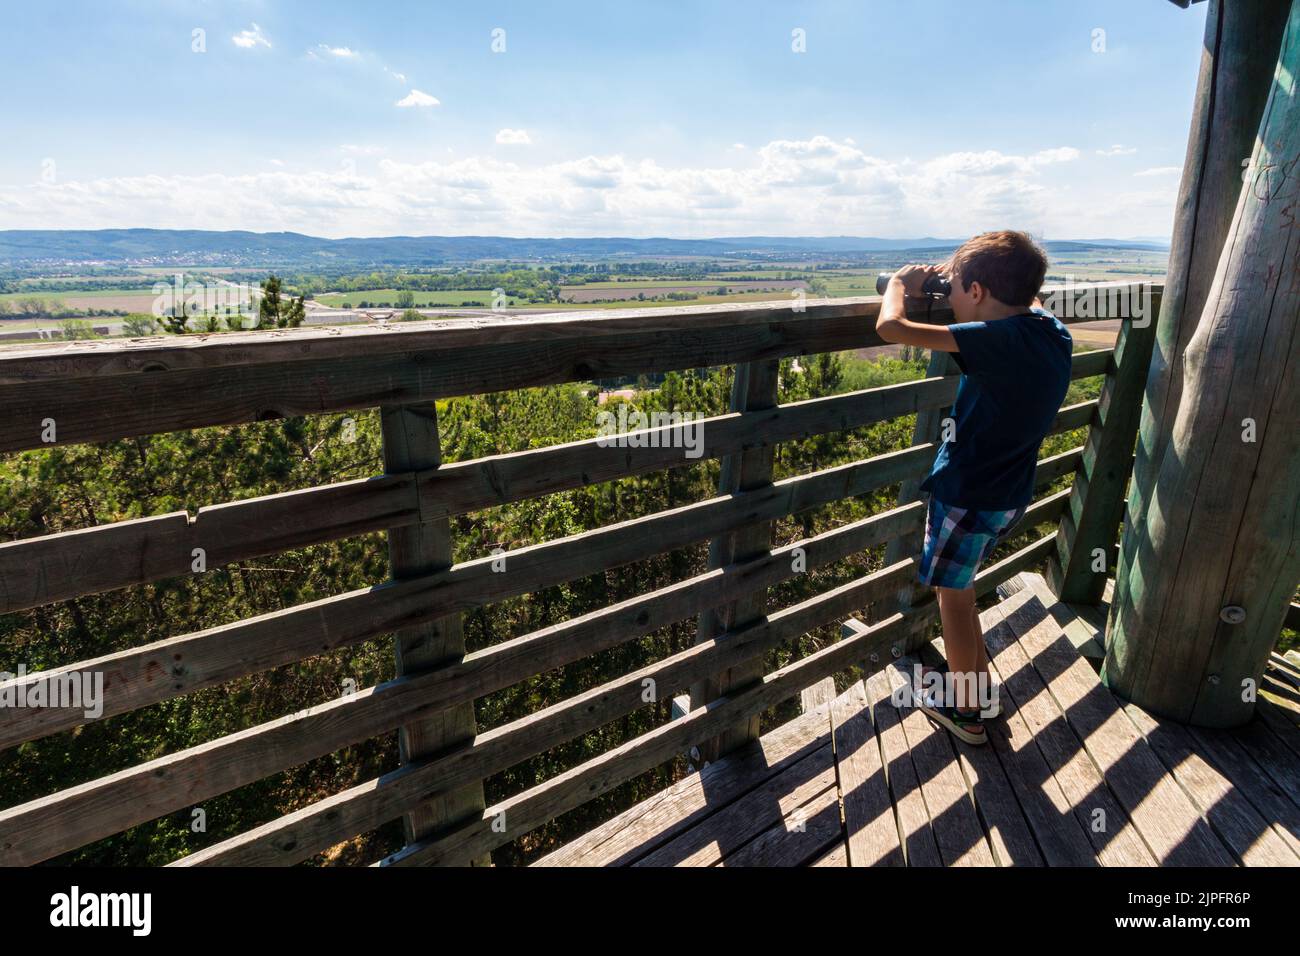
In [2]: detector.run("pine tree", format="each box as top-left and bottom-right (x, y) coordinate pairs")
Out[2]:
(258, 275), (283, 329)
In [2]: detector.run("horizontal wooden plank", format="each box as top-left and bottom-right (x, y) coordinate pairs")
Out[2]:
(0, 283), (1150, 384)
(373, 619), (931, 867)
(1124, 703), (1298, 866)
(1051, 399), (1099, 434)
(175, 559), (924, 866)
(0, 439), (1075, 760)
(972, 590), (1100, 866)
(633, 744), (838, 866)
(0, 503), (922, 865)
(0, 300), (900, 453)
(0, 374), (960, 613)
(984, 588), (1153, 865)
(0, 297), (902, 382)
(376, 533), (1057, 866)
(533, 705), (835, 866)
(0, 442), (935, 752)
(1009, 592), (1236, 865)
(829, 679), (904, 866)
(863, 665), (939, 865)
(800, 677), (838, 715)
(884, 657), (996, 866)
(713, 779), (843, 867)
(0, 325), (1117, 458)
(0, 477), (415, 615)
(0, 356), (1100, 615)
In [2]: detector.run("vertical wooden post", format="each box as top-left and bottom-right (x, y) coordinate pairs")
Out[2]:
(1105, 0), (1300, 726)
(690, 358), (779, 763)
(381, 403), (490, 864)
(1050, 288), (1161, 603)
(1111, 0), (1289, 640)
(884, 348), (958, 617)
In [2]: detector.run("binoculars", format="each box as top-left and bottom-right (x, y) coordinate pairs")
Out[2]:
(876, 272), (953, 297)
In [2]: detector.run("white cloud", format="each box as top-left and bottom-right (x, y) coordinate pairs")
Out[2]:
(1134, 166), (1181, 177)
(232, 23), (271, 50)
(495, 128), (532, 145)
(341, 144), (386, 155)
(318, 45), (358, 58)
(0, 136), (1172, 239)
(395, 89), (439, 108)
(730, 143), (746, 151)
(1096, 144), (1138, 156)
(385, 67), (407, 84)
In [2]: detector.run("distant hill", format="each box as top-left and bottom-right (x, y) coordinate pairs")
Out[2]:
(0, 229), (1170, 268)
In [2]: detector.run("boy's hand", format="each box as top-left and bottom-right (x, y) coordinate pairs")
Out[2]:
(876, 262), (959, 353)
(893, 263), (941, 297)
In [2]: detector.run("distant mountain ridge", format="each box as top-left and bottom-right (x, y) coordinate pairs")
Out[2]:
(0, 229), (1170, 267)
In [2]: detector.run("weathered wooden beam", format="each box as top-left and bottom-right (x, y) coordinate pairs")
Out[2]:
(0, 351), (1104, 616)
(1106, 0), (1300, 726)
(691, 359), (779, 762)
(0, 298), (910, 453)
(174, 558), (922, 866)
(0, 288), (1128, 454)
(0, 284), (1133, 385)
(0, 413), (1085, 757)
(375, 530), (1060, 867)
(883, 349), (958, 611)
(0, 498), (922, 866)
(0, 372), (962, 614)
(1054, 292), (1162, 603)
(0, 442), (934, 750)
(380, 403), (488, 864)
(1112, 0), (1291, 645)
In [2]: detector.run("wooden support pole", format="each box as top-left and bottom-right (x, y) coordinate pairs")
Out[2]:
(1111, 0), (1290, 640)
(884, 349), (958, 610)
(1051, 290), (1162, 603)
(690, 358), (780, 763)
(381, 403), (491, 864)
(1105, 1), (1300, 726)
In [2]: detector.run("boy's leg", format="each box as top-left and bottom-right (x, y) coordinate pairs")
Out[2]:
(970, 599), (989, 677)
(936, 585), (981, 712)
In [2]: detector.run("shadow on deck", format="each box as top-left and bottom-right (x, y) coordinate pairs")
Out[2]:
(535, 573), (1300, 867)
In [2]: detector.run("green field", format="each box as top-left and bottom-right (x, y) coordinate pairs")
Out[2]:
(314, 289), (498, 307)
(0, 288), (156, 302)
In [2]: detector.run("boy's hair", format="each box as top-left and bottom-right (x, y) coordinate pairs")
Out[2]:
(943, 230), (1048, 307)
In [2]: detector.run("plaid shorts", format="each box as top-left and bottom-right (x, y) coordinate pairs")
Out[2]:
(917, 496), (1026, 590)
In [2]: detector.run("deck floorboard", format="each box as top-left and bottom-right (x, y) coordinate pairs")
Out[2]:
(532, 573), (1297, 867)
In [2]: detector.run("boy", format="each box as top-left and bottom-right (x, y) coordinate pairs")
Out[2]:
(874, 230), (1072, 745)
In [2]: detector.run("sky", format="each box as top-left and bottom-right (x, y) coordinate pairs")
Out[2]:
(0, 0), (1210, 241)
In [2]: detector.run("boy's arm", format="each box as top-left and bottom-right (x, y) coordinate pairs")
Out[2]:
(874, 264), (959, 352)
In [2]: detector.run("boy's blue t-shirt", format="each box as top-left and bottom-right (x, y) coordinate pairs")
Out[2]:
(919, 306), (1073, 511)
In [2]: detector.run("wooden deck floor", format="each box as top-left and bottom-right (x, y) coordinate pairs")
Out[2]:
(535, 573), (1300, 867)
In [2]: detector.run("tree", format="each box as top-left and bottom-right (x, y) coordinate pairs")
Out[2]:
(58, 318), (99, 340)
(121, 314), (156, 337)
(157, 307), (189, 335)
(258, 275), (283, 329)
(281, 296), (306, 328)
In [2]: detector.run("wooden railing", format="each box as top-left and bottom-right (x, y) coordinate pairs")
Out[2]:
(0, 282), (1158, 866)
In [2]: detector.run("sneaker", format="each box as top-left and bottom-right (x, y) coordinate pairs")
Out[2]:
(919, 660), (1002, 718)
(921, 701), (987, 746)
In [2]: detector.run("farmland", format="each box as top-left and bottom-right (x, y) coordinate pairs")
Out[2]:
(0, 236), (1168, 341)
